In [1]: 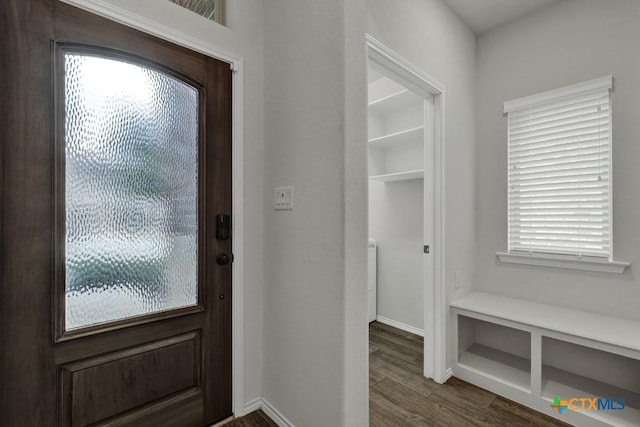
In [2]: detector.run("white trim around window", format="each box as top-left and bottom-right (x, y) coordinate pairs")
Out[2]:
(496, 251), (629, 274)
(503, 75), (613, 113)
(499, 75), (629, 273)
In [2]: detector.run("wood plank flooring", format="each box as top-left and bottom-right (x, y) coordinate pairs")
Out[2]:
(225, 322), (570, 426)
(369, 321), (570, 427)
(222, 409), (278, 426)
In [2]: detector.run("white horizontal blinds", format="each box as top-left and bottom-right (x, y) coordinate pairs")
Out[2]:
(507, 84), (612, 258)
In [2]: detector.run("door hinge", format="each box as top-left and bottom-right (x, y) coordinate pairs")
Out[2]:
(424, 245), (430, 254)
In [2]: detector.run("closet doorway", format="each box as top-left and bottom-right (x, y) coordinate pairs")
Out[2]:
(366, 35), (447, 383)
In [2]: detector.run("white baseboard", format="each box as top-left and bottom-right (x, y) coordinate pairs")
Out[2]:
(375, 315), (424, 337)
(443, 367), (453, 382)
(242, 398), (295, 427)
(242, 397), (262, 415)
(261, 399), (295, 427)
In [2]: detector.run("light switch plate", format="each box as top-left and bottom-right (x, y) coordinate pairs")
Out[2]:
(274, 186), (294, 210)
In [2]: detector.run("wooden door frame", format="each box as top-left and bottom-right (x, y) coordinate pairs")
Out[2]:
(58, 0), (247, 417)
(366, 34), (450, 384)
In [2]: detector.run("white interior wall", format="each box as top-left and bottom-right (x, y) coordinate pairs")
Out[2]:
(475, 0), (640, 320)
(473, 320), (530, 361)
(384, 142), (423, 174)
(90, 0), (266, 408)
(367, 0), (478, 363)
(263, 0), (368, 425)
(369, 179), (424, 330)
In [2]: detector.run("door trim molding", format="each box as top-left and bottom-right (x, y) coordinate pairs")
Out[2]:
(366, 34), (448, 384)
(58, 0), (246, 416)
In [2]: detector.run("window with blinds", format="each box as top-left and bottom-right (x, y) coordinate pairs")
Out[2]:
(504, 76), (613, 259)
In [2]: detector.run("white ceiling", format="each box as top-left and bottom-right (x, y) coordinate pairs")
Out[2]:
(443, 0), (558, 35)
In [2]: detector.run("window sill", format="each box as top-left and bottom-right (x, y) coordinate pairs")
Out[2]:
(496, 252), (630, 274)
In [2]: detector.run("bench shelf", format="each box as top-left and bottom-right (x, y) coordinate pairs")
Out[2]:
(451, 292), (640, 427)
(459, 344), (531, 392)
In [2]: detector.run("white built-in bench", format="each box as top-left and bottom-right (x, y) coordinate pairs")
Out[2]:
(450, 292), (640, 427)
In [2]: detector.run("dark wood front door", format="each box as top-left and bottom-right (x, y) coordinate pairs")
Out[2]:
(1, 1), (232, 426)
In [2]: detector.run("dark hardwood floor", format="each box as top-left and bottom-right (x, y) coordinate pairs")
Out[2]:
(225, 322), (570, 426)
(222, 409), (278, 426)
(369, 321), (569, 427)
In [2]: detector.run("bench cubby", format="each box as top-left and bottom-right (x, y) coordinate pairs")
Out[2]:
(451, 292), (640, 427)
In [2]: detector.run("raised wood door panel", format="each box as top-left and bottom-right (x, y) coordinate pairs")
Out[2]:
(59, 333), (201, 426)
(0, 1), (232, 426)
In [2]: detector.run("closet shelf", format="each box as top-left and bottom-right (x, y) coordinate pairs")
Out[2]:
(368, 126), (424, 148)
(369, 169), (424, 182)
(368, 89), (422, 114)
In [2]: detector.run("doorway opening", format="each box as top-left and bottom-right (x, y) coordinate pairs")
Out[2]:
(366, 35), (447, 383)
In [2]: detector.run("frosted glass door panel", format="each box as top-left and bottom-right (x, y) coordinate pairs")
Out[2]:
(63, 53), (199, 330)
